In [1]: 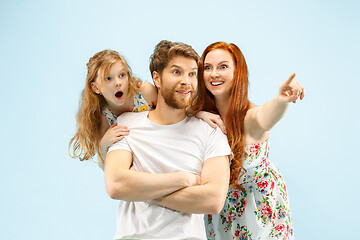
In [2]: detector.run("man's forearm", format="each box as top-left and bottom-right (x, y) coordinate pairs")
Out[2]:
(153, 156), (230, 214)
(153, 181), (228, 214)
(106, 169), (197, 202)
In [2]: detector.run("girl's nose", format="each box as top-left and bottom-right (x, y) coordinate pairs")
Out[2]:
(114, 77), (121, 86)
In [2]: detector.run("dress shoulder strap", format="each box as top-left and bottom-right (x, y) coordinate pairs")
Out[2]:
(103, 108), (117, 126)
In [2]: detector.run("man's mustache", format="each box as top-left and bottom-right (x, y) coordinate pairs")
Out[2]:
(173, 86), (194, 92)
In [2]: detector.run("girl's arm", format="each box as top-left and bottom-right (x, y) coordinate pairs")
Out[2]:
(98, 114), (129, 169)
(140, 82), (158, 108)
(245, 73), (304, 143)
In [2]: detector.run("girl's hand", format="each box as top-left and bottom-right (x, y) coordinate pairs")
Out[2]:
(278, 73), (305, 103)
(195, 111), (227, 134)
(100, 123), (130, 150)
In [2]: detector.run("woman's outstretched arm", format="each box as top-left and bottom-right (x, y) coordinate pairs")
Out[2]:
(245, 73), (304, 142)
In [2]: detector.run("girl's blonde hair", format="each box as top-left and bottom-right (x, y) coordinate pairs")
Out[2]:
(69, 50), (142, 161)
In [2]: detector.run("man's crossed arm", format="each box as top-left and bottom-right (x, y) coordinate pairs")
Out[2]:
(104, 149), (230, 214)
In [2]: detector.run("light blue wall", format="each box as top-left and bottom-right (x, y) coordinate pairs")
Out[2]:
(1, 0), (359, 239)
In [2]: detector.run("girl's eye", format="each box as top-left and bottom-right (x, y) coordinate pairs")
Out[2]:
(120, 74), (125, 78)
(204, 66), (211, 70)
(106, 77), (111, 81)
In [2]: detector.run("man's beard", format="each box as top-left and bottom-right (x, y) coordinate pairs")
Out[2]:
(161, 85), (194, 109)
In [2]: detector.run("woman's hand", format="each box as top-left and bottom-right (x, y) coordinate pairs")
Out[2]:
(195, 111), (227, 134)
(100, 123), (130, 151)
(278, 73), (305, 103)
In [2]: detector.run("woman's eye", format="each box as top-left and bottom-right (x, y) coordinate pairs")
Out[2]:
(220, 65), (228, 69)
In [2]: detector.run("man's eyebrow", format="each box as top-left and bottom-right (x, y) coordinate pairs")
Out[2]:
(169, 64), (197, 70)
(170, 64), (183, 69)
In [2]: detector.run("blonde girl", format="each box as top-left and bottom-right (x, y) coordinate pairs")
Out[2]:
(69, 50), (157, 168)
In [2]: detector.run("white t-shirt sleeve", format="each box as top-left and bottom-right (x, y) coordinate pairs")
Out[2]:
(204, 126), (231, 161)
(107, 137), (132, 154)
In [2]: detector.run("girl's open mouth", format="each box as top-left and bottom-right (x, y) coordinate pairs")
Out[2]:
(115, 91), (123, 99)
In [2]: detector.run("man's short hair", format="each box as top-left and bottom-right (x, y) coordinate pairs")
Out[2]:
(149, 40), (200, 78)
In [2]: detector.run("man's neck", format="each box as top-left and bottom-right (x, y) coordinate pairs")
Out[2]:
(148, 99), (186, 125)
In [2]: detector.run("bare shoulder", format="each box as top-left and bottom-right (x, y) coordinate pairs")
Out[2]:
(140, 82), (157, 107)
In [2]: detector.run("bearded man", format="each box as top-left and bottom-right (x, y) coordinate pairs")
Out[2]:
(104, 40), (230, 240)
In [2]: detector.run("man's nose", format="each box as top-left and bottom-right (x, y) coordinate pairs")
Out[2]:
(180, 75), (191, 85)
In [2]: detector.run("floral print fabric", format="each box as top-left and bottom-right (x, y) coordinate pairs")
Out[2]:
(103, 92), (152, 126)
(133, 92), (151, 112)
(206, 140), (294, 239)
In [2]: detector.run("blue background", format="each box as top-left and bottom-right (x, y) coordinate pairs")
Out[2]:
(1, 0), (359, 239)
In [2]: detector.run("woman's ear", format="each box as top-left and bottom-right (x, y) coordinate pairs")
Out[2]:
(91, 82), (101, 94)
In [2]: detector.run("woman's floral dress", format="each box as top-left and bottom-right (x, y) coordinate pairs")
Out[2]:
(206, 140), (294, 239)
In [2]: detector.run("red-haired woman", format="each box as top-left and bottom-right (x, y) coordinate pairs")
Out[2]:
(193, 42), (304, 239)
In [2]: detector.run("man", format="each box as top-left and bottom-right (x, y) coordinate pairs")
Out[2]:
(105, 40), (231, 240)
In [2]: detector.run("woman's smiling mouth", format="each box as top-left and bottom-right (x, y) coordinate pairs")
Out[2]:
(210, 81), (224, 86)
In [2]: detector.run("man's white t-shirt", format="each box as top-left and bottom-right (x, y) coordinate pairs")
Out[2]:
(108, 111), (231, 240)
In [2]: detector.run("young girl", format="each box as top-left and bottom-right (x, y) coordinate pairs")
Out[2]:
(69, 50), (157, 168)
(194, 42), (304, 239)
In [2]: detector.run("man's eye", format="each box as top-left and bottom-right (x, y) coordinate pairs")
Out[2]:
(173, 70), (180, 74)
(189, 72), (197, 77)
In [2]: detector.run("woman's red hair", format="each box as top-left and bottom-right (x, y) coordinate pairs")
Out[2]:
(192, 42), (250, 190)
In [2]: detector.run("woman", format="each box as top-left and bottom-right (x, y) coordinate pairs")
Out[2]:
(193, 42), (304, 239)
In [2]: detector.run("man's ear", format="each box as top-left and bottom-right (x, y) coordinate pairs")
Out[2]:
(91, 82), (101, 94)
(152, 71), (161, 89)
